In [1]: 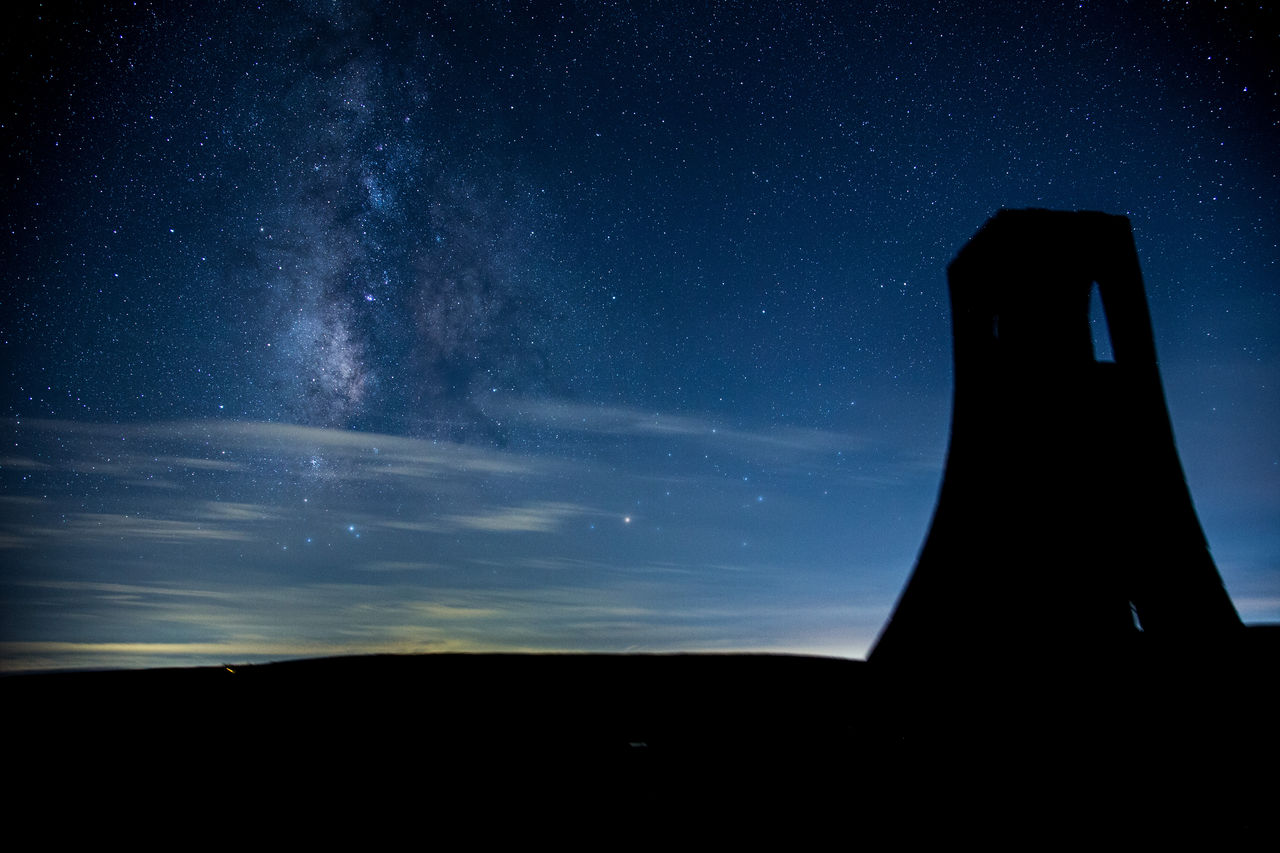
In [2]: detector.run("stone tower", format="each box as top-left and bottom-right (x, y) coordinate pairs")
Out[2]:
(869, 209), (1242, 670)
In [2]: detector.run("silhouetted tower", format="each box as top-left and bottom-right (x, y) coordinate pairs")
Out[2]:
(870, 209), (1242, 670)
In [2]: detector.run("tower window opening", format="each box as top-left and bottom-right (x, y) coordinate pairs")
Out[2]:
(1089, 283), (1115, 362)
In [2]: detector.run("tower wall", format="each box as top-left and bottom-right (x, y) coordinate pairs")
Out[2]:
(869, 209), (1242, 670)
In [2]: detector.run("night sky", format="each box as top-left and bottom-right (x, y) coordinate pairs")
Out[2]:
(3, 1), (1276, 672)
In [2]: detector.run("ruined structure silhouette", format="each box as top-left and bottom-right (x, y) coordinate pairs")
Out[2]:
(870, 209), (1243, 671)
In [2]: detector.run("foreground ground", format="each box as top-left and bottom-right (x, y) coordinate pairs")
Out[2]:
(6, 630), (1277, 840)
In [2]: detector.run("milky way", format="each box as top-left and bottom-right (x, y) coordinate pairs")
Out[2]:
(243, 23), (559, 436)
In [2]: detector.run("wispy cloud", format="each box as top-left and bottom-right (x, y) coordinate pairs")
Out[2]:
(0, 456), (53, 471)
(404, 602), (502, 619)
(6, 418), (547, 481)
(199, 501), (281, 522)
(443, 501), (595, 533)
(1232, 596), (1280, 620)
(490, 398), (867, 456)
(15, 579), (236, 600)
(57, 513), (257, 543)
(355, 560), (448, 573)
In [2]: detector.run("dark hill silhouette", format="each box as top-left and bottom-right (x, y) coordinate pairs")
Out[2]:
(5, 639), (1277, 837)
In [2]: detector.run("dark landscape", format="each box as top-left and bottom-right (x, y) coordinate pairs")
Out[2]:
(6, 630), (1278, 834)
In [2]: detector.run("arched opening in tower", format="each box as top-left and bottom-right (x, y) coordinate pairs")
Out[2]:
(1088, 282), (1114, 362)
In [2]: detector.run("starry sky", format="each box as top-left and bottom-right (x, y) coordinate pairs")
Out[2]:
(3, 1), (1277, 672)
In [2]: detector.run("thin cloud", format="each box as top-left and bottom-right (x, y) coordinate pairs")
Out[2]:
(404, 602), (502, 619)
(443, 501), (595, 533)
(15, 579), (236, 600)
(493, 398), (866, 455)
(199, 501), (282, 522)
(55, 513), (258, 543)
(0, 456), (53, 471)
(8, 418), (547, 481)
(356, 560), (449, 573)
